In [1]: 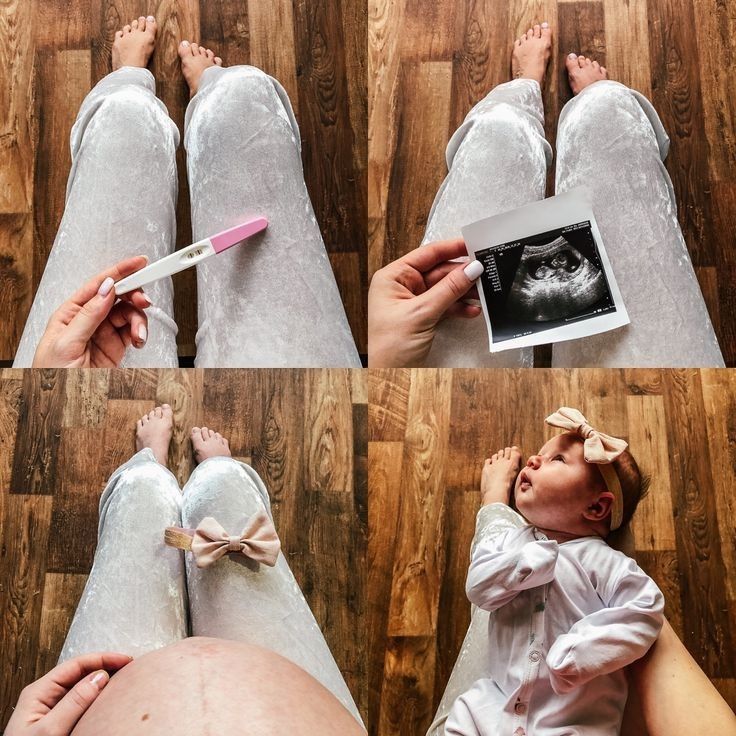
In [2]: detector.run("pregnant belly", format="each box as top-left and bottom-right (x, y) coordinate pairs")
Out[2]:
(72, 637), (363, 736)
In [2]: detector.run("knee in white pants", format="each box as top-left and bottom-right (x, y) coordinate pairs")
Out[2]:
(101, 462), (181, 525)
(182, 459), (270, 524)
(92, 86), (176, 146)
(455, 103), (547, 166)
(199, 66), (297, 140)
(563, 82), (637, 129)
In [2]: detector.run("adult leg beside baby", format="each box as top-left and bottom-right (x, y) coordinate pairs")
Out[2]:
(420, 26), (553, 368)
(180, 427), (364, 725)
(59, 406), (187, 662)
(181, 47), (360, 367)
(552, 58), (724, 367)
(14, 18), (180, 368)
(425, 503), (525, 736)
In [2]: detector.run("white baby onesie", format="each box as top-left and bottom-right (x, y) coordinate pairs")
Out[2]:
(446, 524), (664, 736)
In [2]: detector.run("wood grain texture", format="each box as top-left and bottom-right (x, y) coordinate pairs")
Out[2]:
(368, 368), (736, 734)
(0, 0), (35, 214)
(0, 368), (367, 728)
(369, 0), (736, 366)
(387, 368), (452, 637)
(384, 61), (452, 266)
(0, 0), (366, 361)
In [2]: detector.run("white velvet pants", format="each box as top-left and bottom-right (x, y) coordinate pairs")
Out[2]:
(425, 504), (525, 736)
(14, 66), (360, 368)
(423, 78), (724, 368)
(59, 449), (362, 725)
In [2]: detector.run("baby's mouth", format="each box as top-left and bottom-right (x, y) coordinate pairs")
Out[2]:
(518, 470), (532, 492)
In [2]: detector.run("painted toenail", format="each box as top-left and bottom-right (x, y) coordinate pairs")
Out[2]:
(542, 22), (549, 28)
(568, 53), (577, 59)
(147, 16), (155, 21)
(182, 40), (190, 46)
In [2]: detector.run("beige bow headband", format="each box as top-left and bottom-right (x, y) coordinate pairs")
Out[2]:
(165, 510), (281, 568)
(545, 407), (628, 530)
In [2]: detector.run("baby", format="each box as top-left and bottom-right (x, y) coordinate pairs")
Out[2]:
(446, 408), (664, 736)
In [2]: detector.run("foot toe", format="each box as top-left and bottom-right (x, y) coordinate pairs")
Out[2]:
(214, 57), (223, 65)
(123, 24), (132, 34)
(138, 16), (146, 30)
(205, 48), (214, 59)
(115, 30), (123, 39)
(191, 42), (200, 55)
(533, 24), (541, 38)
(131, 19), (139, 30)
(601, 66), (608, 76)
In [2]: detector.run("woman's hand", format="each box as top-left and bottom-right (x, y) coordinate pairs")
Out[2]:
(5, 652), (132, 735)
(32, 257), (152, 368)
(368, 239), (484, 367)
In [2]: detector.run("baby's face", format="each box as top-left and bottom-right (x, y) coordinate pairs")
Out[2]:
(514, 433), (606, 533)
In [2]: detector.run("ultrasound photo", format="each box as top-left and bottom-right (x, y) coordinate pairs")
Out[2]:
(474, 221), (618, 344)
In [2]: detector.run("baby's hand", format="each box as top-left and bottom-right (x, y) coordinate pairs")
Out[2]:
(481, 446), (522, 506)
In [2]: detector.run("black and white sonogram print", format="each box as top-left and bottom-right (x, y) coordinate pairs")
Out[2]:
(475, 221), (617, 344)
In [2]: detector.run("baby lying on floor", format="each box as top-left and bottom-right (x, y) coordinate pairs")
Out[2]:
(446, 408), (664, 736)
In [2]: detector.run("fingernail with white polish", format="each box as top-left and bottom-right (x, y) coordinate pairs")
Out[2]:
(98, 277), (114, 297)
(140, 292), (152, 306)
(464, 260), (484, 280)
(139, 325), (147, 344)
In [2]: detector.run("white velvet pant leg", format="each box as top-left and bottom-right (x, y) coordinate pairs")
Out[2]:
(421, 79), (552, 368)
(180, 456), (363, 725)
(553, 80), (724, 367)
(426, 504), (525, 736)
(184, 65), (360, 368)
(14, 67), (180, 368)
(59, 449), (188, 662)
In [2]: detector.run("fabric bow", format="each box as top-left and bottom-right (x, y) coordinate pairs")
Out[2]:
(545, 407), (628, 530)
(545, 407), (628, 464)
(165, 510), (281, 569)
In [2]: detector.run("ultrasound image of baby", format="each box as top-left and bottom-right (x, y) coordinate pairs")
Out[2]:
(506, 235), (607, 322)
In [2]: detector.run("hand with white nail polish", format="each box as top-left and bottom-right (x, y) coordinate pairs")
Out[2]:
(368, 238), (484, 367)
(32, 256), (153, 368)
(5, 652), (132, 735)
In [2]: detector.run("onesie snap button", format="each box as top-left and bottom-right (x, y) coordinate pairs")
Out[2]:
(529, 650), (541, 662)
(514, 702), (527, 715)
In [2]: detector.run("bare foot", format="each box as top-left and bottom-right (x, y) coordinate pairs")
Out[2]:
(511, 22), (552, 87)
(191, 426), (231, 463)
(112, 15), (157, 71)
(178, 41), (223, 97)
(566, 53), (608, 95)
(481, 446), (522, 506)
(136, 404), (174, 465)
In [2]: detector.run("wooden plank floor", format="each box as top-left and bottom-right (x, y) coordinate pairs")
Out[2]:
(368, 0), (736, 366)
(0, 0), (367, 361)
(367, 368), (736, 735)
(0, 367), (368, 728)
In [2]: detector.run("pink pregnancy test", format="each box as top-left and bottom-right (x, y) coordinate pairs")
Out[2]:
(114, 217), (268, 295)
